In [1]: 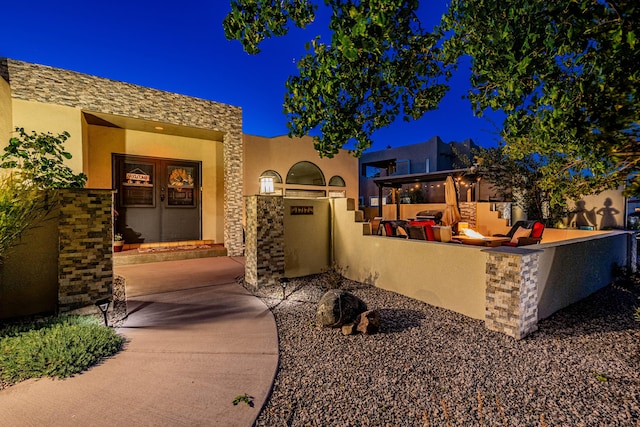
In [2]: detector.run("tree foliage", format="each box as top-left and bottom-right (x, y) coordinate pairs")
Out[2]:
(224, 0), (450, 157)
(1, 128), (87, 189)
(442, 0), (640, 203)
(224, 0), (640, 204)
(466, 146), (568, 223)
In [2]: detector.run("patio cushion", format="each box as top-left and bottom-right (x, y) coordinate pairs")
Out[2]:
(425, 224), (435, 241)
(510, 226), (531, 244)
(383, 222), (394, 236)
(531, 221), (545, 239)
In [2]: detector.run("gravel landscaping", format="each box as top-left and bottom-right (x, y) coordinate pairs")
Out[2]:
(242, 275), (640, 426)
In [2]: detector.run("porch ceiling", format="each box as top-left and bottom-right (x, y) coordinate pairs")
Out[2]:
(83, 111), (225, 141)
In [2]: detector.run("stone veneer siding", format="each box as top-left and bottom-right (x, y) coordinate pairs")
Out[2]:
(485, 248), (539, 339)
(58, 189), (114, 313)
(1, 58), (244, 256)
(245, 195), (285, 288)
(458, 202), (477, 229)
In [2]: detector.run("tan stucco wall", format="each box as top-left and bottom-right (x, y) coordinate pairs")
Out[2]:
(0, 75), (11, 143)
(536, 231), (631, 319)
(566, 188), (626, 230)
(243, 134), (358, 200)
(0, 210), (59, 319)
(86, 125), (224, 243)
(332, 198), (487, 320)
(12, 99), (84, 173)
(280, 198), (632, 327)
(283, 198), (331, 277)
(476, 203), (511, 236)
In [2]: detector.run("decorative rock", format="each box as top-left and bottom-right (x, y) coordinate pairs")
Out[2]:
(356, 310), (381, 334)
(341, 323), (357, 335)
(316, 290), (368, 327)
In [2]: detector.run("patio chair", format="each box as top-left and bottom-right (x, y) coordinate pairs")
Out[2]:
(493, 220), (535, 239)
(408, 220), (436, 241)
(381, 220), (409, 238)
(501, 221), (545, 247)
(406, 225), (426, 240)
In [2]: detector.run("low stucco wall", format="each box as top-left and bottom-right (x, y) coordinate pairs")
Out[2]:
(331, 198), (634, 326)
(0, 189), (114, 320)
(0, 210), (59, 319)
(332, 198), (488, 320)
(536, 231), (632, 319)
(284, 198), (331, 278)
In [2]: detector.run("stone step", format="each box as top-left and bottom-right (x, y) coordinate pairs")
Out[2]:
(114, 243), (227, 266)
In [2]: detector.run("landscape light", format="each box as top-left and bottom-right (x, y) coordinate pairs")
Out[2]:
(280, 277), (289, 300)
(95, 298), (111, 327)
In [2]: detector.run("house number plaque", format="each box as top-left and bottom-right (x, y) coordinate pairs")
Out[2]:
(290, 206), (313, 215)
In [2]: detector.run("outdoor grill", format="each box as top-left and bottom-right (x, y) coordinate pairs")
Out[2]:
(415, 210), (443, 223)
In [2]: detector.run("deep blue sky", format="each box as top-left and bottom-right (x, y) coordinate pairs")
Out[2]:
(1, 1), (502, 152)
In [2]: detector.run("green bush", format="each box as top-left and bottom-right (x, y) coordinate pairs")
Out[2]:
(1, 128), (87, 189)
(0, 127), (87, 263)
(0, 173), (52, 263)
(0, 316), (124, 384)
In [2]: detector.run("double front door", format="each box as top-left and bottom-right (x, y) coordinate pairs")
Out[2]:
(114, 155), (201, 243)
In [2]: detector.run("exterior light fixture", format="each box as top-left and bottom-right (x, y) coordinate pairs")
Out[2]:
(280, 277), (289, 300)
(95, 298), (111, 327)
(259, 175), (275, 194)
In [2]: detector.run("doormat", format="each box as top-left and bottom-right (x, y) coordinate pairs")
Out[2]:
(137, 244), (213, 253)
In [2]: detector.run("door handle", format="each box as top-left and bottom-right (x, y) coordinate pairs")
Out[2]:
(160, 186), (165, 202)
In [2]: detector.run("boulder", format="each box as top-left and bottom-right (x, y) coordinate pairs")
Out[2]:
(356, 310), (381, 334)
(316, 289), (367, 327)
(341, 323), (357, 335)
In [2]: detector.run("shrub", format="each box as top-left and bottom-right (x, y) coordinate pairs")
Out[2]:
(1, 127), (87, 189)
(0, 173), (52, 263)
(0, 316), (124, 384)
(0, 128), (86, 262)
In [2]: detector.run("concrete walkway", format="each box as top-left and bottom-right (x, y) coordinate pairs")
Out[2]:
(1, 257), (278, 427)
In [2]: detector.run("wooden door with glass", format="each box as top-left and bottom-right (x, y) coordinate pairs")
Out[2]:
(113, 154), (201, 243)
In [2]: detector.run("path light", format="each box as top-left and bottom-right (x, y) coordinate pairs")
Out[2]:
(280, 277), (289, 300)
(95, 298), (111, 327)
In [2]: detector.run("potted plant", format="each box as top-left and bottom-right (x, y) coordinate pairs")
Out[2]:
(113, 233), (124, 252)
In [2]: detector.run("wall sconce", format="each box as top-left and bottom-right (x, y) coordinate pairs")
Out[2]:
(259, 176), (275, 195)
(95, 298), (111, 327)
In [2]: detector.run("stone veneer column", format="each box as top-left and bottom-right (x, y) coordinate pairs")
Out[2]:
(485, 248), (539, 339)
(458, 202), (477, 229)
(57, 189), (114, 313)
(244, 195), (284, 289)
(223, 129), (244, 256)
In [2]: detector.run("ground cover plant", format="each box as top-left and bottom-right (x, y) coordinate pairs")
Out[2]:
(0, 315), (124, 386)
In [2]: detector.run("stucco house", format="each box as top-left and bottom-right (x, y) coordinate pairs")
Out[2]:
(0, 58), (357, 253)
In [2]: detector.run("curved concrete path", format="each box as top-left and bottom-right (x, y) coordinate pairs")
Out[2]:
(1, 257), (278, 427)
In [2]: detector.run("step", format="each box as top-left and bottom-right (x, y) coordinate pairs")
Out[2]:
(113, 242), (227, 266)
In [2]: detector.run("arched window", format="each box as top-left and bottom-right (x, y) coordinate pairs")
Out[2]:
(286, 161), (325, 186)
(328, 175), (346, 187)
(259, 169), (282, 183)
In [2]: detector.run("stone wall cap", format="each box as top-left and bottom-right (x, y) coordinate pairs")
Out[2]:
(483, 246), (542, 255)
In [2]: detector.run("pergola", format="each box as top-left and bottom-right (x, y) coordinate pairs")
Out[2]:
(372, 167), (478, 218)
